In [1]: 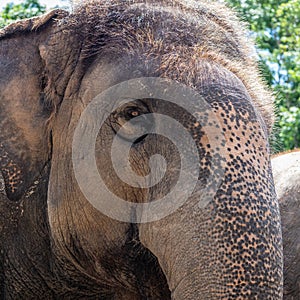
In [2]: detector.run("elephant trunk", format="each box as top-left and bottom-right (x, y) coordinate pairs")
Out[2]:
(139, 77), (283, 298)
(139, 199), (218, 298)
(140, 180), (282, 299)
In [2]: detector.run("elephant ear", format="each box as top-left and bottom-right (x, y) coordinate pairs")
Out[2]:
(0, 9), (71, 201)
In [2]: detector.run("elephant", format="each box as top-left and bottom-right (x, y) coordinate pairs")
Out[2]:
(272, 150), (300, 300)
(0, 0), (283, 299)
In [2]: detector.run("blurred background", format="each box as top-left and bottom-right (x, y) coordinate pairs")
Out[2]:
(1, 0), (299, 153)
(1, 0), (67, 9)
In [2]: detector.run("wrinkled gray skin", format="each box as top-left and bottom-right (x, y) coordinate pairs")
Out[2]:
(0, 1), (283, 299)
(272, 151), (300, 300)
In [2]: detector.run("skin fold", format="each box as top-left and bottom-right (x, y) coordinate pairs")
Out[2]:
(0, 1), (282, 299)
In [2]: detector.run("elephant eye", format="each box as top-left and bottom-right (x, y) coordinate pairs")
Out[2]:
(124, 107), (143, 119)
(111, 100), (154, 143)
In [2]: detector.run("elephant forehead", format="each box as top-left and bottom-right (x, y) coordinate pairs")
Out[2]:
(78, 51), (257, 111)
(78, 56), (146, 104)
(67, 0), (274, 132)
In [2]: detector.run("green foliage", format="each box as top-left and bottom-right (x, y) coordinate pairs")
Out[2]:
(0, 0), (46, 27)
(279, 106), (300, 149)
(226, 0), (300, 151)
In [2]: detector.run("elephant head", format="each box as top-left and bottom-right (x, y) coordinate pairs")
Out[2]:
(0, 1), (283, 298)
(272, 150), (300, 299)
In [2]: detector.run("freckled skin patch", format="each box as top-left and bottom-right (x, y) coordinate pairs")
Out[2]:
(194, 85), (282, 298)
(0, 143), (23, 197)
